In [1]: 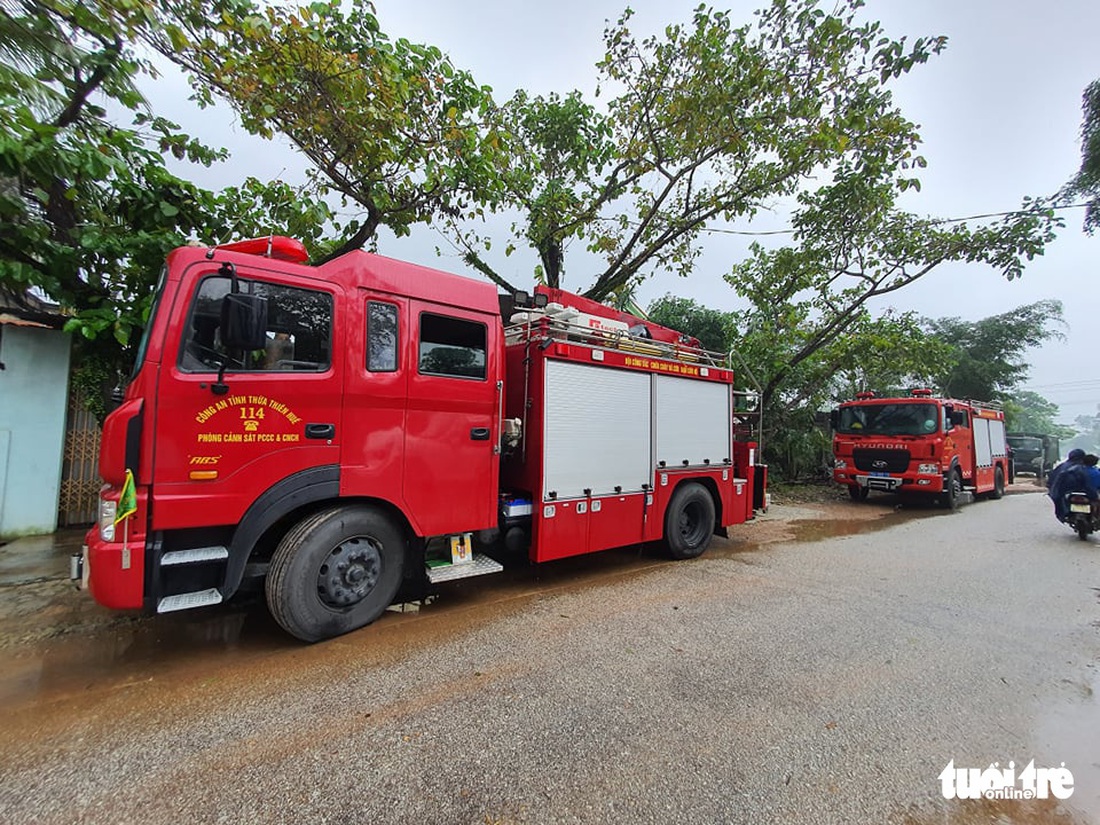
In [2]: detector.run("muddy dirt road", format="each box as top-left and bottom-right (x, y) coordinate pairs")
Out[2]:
(0, 488), (1097, 824)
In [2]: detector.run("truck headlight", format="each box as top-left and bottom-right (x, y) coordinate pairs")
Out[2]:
(99, 499), (117, 542)
(834, 460), (847, 470)
(918, 463), (939, 475)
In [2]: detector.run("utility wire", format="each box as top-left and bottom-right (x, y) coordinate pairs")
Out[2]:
(693, 202), (1090, 238)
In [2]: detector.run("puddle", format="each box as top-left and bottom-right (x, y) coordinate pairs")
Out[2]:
(1032, 667), (1100, 823)
(0, 528), (85, 586)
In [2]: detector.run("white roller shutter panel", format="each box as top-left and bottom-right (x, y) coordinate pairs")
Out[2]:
(988, 418), (1006, 458)
(543, 360), (652, 499)
(973, 418), (993, 467)
(654, 375), (731, 468)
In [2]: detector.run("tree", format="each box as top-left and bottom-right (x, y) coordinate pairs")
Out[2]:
(1064, 79), (1100, 233)
(447, 90), (615, 292)
(924, 300), (1065, 401)
(1072, 408), (1100, 452)
(646, 294), (952, 480)
(151, 0), (501, 262)
(0, 0), (336, 413)
(728, 165), (1059, 411)
(646, 295), (738, 354)
(1004, 391), (1074, 438)
(455, 0), (949, 299)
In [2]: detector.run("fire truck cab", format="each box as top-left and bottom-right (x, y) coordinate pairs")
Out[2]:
(830, 389), (1009, 508)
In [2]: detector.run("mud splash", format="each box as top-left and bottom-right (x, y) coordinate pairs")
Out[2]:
(894, 797), (1090, 825)
(0, 502), (967, 713)
(0, 544), (672, 712)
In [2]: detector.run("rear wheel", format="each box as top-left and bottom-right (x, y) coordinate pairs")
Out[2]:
(266, 505), (406, 642)
(1077, 518), (1091, 541)
(664, 482), (716, 560)
(990, 467), (1005, 500)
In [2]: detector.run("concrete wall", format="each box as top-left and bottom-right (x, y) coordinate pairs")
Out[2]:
(0, 326), (72, 539)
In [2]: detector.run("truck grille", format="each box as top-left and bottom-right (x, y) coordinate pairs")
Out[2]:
(852, 448), (910, 473)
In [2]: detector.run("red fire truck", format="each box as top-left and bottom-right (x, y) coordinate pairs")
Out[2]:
(73, 237), (765, 641)
(831, 389), (1009, 507)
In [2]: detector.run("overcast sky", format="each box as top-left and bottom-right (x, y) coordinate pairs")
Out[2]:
(157, 0), (1099, 423)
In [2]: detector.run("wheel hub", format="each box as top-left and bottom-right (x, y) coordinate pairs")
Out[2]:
(316, 536), (382, 609)
(678, 502), (705, 543)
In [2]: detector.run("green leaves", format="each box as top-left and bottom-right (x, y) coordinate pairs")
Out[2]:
(1062, 78), (1100, 233)
(148, 0), (500, 260)
(444, 0), (953, 299)
(1, 0), (343, 408)
(925, 300), (1066, 401)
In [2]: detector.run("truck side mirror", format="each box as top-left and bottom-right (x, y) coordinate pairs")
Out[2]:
(829, 409), (839, 430)
(221, 293), (268, 351)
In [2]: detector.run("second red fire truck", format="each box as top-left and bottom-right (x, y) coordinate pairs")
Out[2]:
(74, 237), (765, 641)
(831, 389), (1009, 507)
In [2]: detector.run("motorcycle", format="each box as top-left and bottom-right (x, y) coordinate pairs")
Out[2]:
(1064, 491), (1098, 541)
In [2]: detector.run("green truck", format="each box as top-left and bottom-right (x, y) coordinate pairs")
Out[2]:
(1006, 432), (1060, 481)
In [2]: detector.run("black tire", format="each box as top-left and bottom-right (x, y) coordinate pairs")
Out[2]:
(664, 482), (717, 560)
(1077, 519), (1090, 541)
(266, 505), (405, 642)
(990, 466), (1005, 500)
(943, 469), (962, 510)
(848, 485), (869, 502)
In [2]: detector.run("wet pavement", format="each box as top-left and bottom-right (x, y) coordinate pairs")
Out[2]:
(0, 528), (84, 587)
(0, 488), (1096, 824)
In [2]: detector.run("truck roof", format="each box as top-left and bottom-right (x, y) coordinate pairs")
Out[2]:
(320, 250), (501, 316)
(177, 242), (502, 317)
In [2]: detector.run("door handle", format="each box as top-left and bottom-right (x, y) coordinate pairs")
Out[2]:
(470, 427), (491, 441)
(305, 423), (336, 440)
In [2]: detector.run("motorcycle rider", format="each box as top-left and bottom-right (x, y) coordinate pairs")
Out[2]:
(1048, 448), (1097, 521)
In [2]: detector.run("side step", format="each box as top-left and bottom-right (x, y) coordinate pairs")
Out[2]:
(157, 588), (223, 613)
(161, 546), (229, 566)
(426, 553), (504, 584)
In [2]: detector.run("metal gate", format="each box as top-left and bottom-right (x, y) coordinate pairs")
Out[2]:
(57, 387), (100, 526)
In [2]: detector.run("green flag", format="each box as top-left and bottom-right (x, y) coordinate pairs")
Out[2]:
(115, 469), (137, 524)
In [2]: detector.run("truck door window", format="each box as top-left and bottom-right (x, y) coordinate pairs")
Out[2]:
(367, 301), (398, 372)
(418, 313), (486, 380)
(180, 275), (332, 373)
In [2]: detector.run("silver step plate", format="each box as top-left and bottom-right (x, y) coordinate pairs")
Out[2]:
(161, 546), (229, 566)
(157, 588), (223, 613)
(426, 553), (504, 584)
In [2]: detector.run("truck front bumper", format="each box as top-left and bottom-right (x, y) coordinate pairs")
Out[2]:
(835, 471), (944, 493)
(75, 527), (145, 610)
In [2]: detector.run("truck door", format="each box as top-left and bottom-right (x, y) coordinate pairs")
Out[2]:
(402, 301), (500, 536)
(152, 262), (343, 531)
(952, 408), (975, 482)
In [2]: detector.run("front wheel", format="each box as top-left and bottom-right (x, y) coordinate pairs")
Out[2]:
(266, 505), (406, 642)
(664, 482), (717, 560)
(848, 485), (869, 502)
(942, 469), (962, 510)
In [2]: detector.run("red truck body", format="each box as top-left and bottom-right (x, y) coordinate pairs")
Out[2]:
(831, 389), (1009, 506)
(79, 238), (764, 640)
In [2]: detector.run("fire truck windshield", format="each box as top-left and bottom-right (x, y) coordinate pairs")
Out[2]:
(837, 402), (940, 436)
(130, 265), (168, 379)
